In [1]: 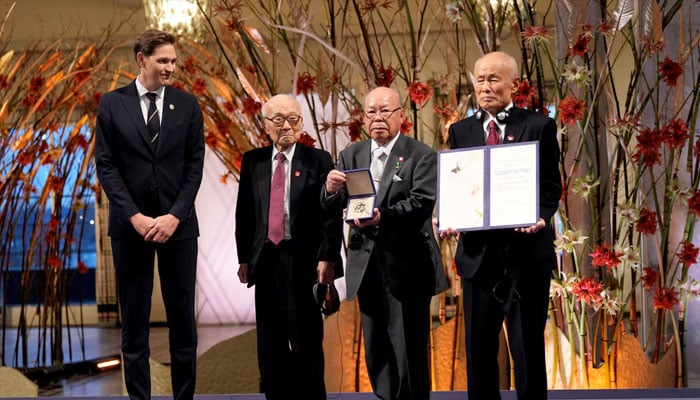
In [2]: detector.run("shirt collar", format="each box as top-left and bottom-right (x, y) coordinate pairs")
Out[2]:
(371, 132), (401, 156)
(272, 143), (296, 161)
(135, 78), (165, 99)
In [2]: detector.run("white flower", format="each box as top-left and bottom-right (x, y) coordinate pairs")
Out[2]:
(561, 60), (592, 86)
(445, 2), (463, 23)
(617, 202), (639, 224)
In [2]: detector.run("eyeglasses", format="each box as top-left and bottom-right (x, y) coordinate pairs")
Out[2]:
(265, 114), (301, 126)
(364, 107), (402, 120)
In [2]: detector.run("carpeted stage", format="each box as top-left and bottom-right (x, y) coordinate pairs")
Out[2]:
(3, 389), (700, 399)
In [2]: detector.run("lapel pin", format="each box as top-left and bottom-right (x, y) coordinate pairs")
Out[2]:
(169, 104), (175, 110)
(294, 171), (301, 177)
(506, 134), (515, 142)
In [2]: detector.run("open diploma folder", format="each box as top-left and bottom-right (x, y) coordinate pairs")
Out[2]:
(437, 142), (539, 232)
(343, 168), (376, 222)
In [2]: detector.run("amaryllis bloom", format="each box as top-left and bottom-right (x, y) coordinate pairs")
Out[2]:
(348, 119), (363, 142)
(408, 81), (432, 107)
(512, 79), (535, 108)
(570, 173), (599, 200)
(635, 207), (657, 235)
(658, 56), (684, 87)
(617, 202), (640, 224)
(445, 2), (462, 23)
(557, 96), (586, 125)
(521, 25), (552, 44)
(554, 229), (588, 253)
(297, 132), (317, 147)
(590, 243), (623, 269)
(633, 127), (663, 168)
(205, 132), (219, 149)
(653, 286), (679, 310)
(375, 64), (395, 87)
(360, 0), (393, 14)
(242, 97), (262, 116)
(661, 118), (689, 149)
(48, 255), (61, 269)
(688, 189), (700, 217)
(677, 240), (699, 268)
(47, 176), (64, 193)
(570, 33), (591, 57)
(296, 72), (317, 95)
(192, 78), (206, 95)
(170, 81), (185, 91)
(400, 118), (413, 134)
(641, 267), (657, 290)
(77, 261), (89, 275)
(597, 19), (616, 36)
(620, 245), (641, 268)
(182, 57), (198, 75)
(571, 277), (604, 305)
(561, 61), (592, 86)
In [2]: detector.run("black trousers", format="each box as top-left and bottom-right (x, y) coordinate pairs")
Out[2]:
(357, 255), (432, 400)
(462, 256), (552, 400)
(112, 237), (198, 400)
(254, 241), (326, 400)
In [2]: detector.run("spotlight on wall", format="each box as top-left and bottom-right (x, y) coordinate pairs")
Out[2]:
(143, 0), (211, 43)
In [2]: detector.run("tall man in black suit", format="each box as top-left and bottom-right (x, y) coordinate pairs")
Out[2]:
(324, 86), (448, 400)
(441, 51), (561, 400)
(235, 94), (343, 400)
(95, 29), (204, 400)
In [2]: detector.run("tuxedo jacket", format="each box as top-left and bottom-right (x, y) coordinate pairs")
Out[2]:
(95, 81), (205, 240)
(235, 144), (343, 286)
(328, 134), (449, 301)
(448, 107), (561, 278)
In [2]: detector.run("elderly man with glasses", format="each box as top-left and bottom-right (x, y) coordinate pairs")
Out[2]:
(235, 94), (343, 400)
(323, 86), (448, 400)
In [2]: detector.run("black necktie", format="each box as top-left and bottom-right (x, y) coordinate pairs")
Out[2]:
(145, 92), (160, 150)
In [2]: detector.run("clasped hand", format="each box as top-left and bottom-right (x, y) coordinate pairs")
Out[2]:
(130, 213), (180, 243)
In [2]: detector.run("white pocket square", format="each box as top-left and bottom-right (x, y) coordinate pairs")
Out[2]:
(392, 174), (403, 182)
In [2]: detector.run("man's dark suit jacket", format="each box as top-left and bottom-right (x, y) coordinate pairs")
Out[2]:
(448, 106), (561, 276)
(95, 82), (204, 238)
(331, 134), (448, 301)
(235, 144), (343, 284)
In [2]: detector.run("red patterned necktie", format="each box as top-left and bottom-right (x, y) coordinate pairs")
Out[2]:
(487, 120), (500, 145)
(268, 152), (286, 244)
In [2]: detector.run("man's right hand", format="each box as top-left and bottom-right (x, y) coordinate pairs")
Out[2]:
(325, 169), (346, 195)
(237, 263), (249, 284)
(130, 213), (157, 238)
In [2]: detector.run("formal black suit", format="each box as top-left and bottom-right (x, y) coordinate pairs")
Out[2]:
(95, 81), (204, 400)
(235, 143), (342, 399)
(448, 107), (561, 400)
(325, 134), (448, 400)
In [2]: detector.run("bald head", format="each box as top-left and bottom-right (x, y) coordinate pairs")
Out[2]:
(473, 51), (520, 115)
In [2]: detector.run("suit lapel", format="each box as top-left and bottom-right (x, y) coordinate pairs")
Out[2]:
(159, 86), (176, 153)
(254, 148), (273, 228)
(376, 134), (406, 206)
(504, 107), (526, 144)
(468, 118), (487, 147)
(120, 82), (153, 152)
(289, 145), (305, 229)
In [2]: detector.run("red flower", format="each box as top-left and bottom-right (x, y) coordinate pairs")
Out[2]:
(242, 97), (262, 116)
(223, 101), (236, 113)
(297, 132), (317, 147)
(375, 64), (395, 87)
(67, 134), (89, 152)
(513, 79), (537, 109)
(400, 117), (412, 134)
(47, 254), (61, 270)
(182, 57), (198, 75)
(641, 267), (657, 291)
(661, 118), (688, 149)
(170, 81), (186, 91)
(296, 72), (317, 95)
(677, 240), (699, 268)
(557, 96), (586, 125)
(47, 216), (60, 232)
(658, 56), (684, 87)
(348, 119), (363, 142)
(205, 132), (218, 149)
(434, 106), (454, 120)
(47, 176), (64, 193)
(633, 127), (662, 168)
(192, 78), (206, 95)
(653, 286), (679, 310)
(408, 81), (432, 107)
(571, 277), (604, 305)
(29, 76), (45, 91)
(77, 261), (88, 275)
(0, 74), (8, 89)
(570, 33), (591, 57)
(590, 243), (623, 269)
(521, 25), (552, 43)
(635, 207), (657, 235)
(688, 189), (700, 217)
